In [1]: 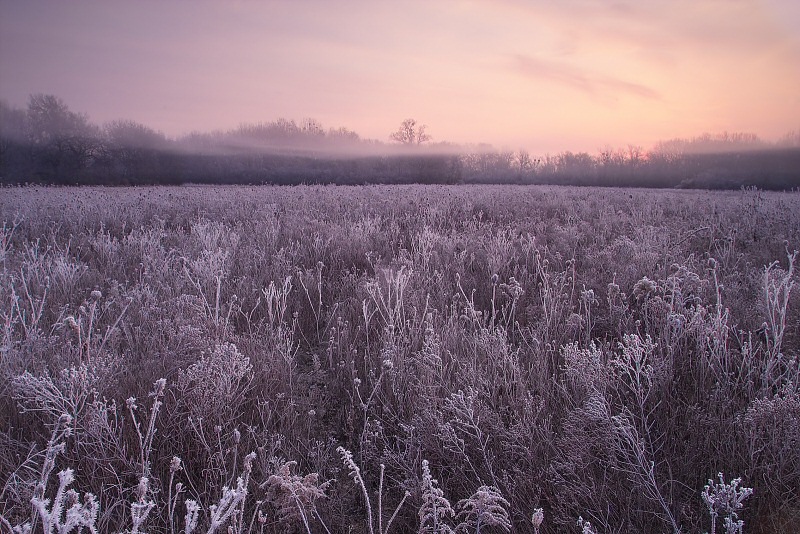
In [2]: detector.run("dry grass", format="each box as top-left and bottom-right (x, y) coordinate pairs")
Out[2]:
(0, 184), (798, 533)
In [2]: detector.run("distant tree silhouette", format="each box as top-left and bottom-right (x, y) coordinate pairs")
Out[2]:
(390, 118), (431, 145)
(0, 100), (27, 177)
(2, 93), (800, 189)
(25, 94), (102, 182)
(103, 119), (168, 182)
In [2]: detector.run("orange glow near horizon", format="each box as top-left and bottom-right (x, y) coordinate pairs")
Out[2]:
(1, 0), (799, 154)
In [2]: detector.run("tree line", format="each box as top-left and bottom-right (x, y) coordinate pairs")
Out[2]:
(1, 93), (799, 188)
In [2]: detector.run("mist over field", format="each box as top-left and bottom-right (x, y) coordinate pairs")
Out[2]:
(2, 94), (800, 188)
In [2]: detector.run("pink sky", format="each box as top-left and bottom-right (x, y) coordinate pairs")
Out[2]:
(1, 0), (799, 153)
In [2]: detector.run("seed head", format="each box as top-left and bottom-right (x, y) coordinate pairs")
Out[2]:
(136, 477), (150, 501)
(64, 316), (79, 331)
(153, 378), (166, 395)
(170, 456), (182, 473)
(531, 508), (544, 528)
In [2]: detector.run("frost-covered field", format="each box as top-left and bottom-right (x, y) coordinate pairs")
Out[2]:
(1, 184), (798, 534)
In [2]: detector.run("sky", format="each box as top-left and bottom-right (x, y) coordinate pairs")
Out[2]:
(1, 0), (799, 154)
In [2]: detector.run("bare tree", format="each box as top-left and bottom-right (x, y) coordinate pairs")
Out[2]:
(328, 126), (360, 146)
(390, 118), (431, 145)
(300, 118), (325, 138)
(104, 119), (167, 179)
(0, 101), (27, 160)
(26, 94), (101, 179)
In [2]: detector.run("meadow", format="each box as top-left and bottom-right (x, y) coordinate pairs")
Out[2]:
(0, 184), (798, 534)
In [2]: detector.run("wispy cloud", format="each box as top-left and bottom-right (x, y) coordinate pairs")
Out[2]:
(2, 0), (797, 152)
(512, 54), (661, 100)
